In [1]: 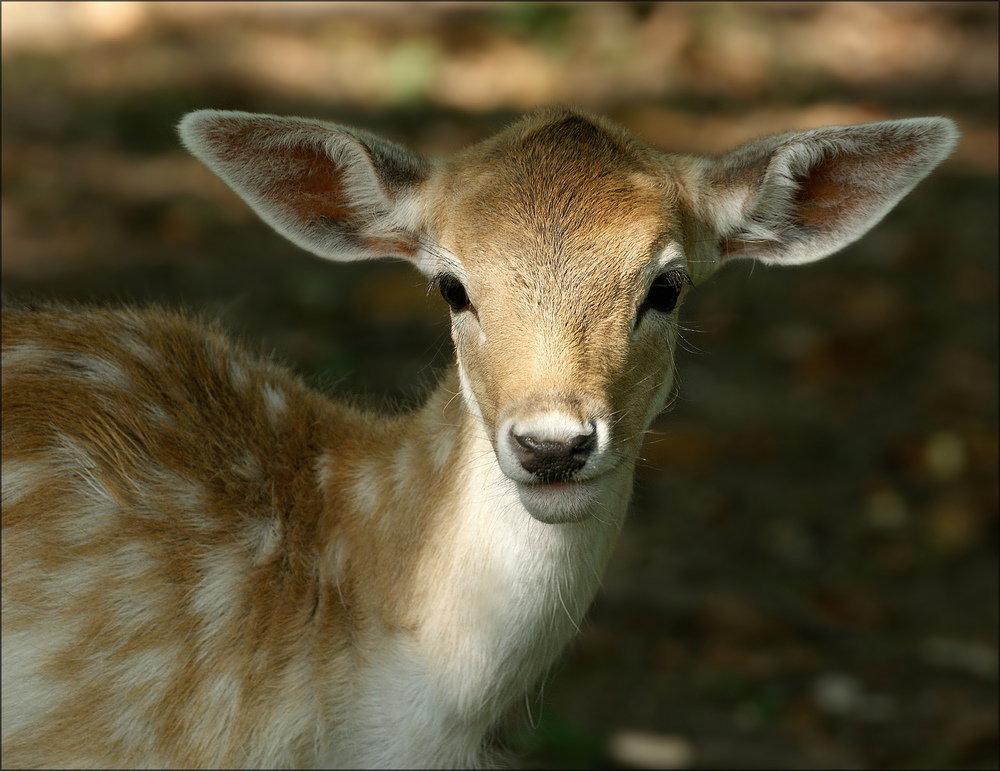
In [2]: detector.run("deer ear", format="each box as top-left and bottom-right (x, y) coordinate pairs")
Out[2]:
(701, 118), (960, 265)
(178, 110), (431, 265)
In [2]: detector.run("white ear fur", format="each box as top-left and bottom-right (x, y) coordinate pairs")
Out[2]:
(178, 110), (430, 264)
(703, 117), (960, 265)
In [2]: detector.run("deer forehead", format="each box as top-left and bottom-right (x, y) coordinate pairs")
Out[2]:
(432, 118), (684, 312)
(431, 166), (685, 412)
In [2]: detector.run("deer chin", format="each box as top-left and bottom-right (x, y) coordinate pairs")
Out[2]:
(2, 103), (957, 770)
(514, 478), (603, 524)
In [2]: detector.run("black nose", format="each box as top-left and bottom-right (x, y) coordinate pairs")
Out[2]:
(510, 428), (596, 483)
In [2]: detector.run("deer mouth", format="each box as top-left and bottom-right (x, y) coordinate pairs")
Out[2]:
(514, 476), (604, 524)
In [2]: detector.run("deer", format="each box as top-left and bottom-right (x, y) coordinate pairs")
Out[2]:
(1, 106), (958, 768)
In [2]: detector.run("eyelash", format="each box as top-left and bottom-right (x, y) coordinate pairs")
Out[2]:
(636, 269), (689, 326)
(432, 273), (472, 313)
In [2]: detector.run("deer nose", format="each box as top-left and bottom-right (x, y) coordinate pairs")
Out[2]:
(510, 426), (596, 483)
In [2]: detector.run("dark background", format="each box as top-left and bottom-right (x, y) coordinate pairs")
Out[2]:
(2, 3), (996, 768)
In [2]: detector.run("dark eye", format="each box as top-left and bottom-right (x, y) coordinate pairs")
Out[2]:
(638, 270), (688, 323)
(437, 273), (471, 312)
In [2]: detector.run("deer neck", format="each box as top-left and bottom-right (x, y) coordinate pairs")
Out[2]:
(400, 367), (632, 713)
(324, 365), (633, 762)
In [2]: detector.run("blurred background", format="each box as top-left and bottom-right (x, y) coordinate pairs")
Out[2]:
(2, 2), (996, 768)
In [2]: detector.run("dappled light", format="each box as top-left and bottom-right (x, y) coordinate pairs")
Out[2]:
(2, 2), (996, 768)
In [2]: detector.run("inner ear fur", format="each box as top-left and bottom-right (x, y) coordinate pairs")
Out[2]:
(703, 117), (959, 265)
(178, 110), (431, 263)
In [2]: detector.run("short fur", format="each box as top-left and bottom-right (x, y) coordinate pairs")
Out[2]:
(2, 108), (958, 768)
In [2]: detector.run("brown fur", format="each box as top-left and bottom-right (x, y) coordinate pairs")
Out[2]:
(2, 107), (957, 768)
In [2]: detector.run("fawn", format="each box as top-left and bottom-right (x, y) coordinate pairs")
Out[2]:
(1, 107), (957, 768)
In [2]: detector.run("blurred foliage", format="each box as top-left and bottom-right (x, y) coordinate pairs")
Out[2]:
(2, 2), (997, 768)
(489, 2), (576, 46)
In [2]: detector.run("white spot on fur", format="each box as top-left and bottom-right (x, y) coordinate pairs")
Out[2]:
(0, 622), (86, 737)
(115, 330), (162, 368)
(108, 644), (181, 718)
(1, 457), (42, 509)
(245, 516), (283, 566)
(143, 399), (173, 425)
(228, 357), (248, 389)
(263, 382), (288, 423)
(322, 537), (352, 611)
(141, 466), (207, 528)
(190, 548), (245, 641)
(53, 434), (124, 509)
(349, 459), (383, 518)
(66, 352), (130, 388)
(1, 343), (53, 384)
(428, 421), (456, 473)
(392, 443), (416, 492)
(187, 669), (245, 754)
(110, 540), (160, 585)
(233, 452), (262, 481)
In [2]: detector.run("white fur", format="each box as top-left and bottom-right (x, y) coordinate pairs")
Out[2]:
(700, 117), (960, 266)
(3, 108), (958, 768)
(327, 417), (626, 768)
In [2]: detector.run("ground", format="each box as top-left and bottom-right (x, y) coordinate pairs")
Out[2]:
(2, 3), (996, 768)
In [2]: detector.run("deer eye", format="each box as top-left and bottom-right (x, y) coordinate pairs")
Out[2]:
(637, 270), (688, 324)
(436, 273), (471, 313)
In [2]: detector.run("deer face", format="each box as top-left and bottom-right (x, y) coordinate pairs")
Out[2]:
(178, 106), (958, 524)
(426, 116), (692, 522)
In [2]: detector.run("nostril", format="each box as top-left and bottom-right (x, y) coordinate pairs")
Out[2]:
(568, 431), (596, 458)
(512, 431), (591, 459)
(510, 426), (596, 482)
